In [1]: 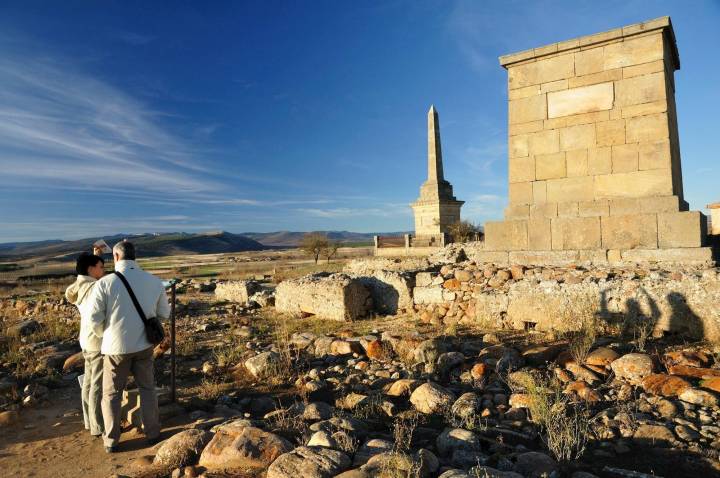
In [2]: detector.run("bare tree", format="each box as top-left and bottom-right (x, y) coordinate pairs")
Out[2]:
(447, 220), (481, 243)
(323, 241), (339, 263)
(300, 232), (329, 264)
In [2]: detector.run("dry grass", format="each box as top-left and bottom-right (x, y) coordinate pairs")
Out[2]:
(445, 404), (487, 433)
(1, 343), (40, 380)
(333, 430), (358, 455)
(350, 392), (386, 420)
(176, 329), (202, 357)
(35, 312), (78, 343)
(508, 370), (559, 428)
(0, 310), (78, 380)
(374, 414), (425, 478)
(551, 289), (602, 334)
(554, 290), (601, 365)
(196, 378), (230, 402)
(375, 414), (424, 478)
(267, 405), (310, 445)
(213, 342), (246, 368)
(217, 263), (275, 281)
(376, 453), (423, 478)
(266, 318), (298, 386)
(544, 405), (590, 462)
(568, 316), (597, 366)
(632, 318), (655, 352)
(326, 414), (359, 454)
(508, 370), (590, 462)
(253, 308), (388, 343)
(392, 413), (420, 454)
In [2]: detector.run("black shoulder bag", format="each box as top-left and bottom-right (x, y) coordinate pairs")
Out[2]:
(114, 271), (165, 345)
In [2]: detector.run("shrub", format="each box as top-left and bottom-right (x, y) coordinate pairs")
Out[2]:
(508, 370), (590, 462)
(447, 220), (481, 243)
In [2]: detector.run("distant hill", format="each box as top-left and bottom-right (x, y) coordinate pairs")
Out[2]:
(0, 230), (409, 261)
(0, 231), (266, 261)
(242, 231), (406, 247)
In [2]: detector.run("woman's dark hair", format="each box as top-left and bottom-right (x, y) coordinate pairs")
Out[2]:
(76, 252), (104, 276)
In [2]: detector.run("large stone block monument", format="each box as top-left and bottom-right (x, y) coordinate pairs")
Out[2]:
(483, 16), (714, 265)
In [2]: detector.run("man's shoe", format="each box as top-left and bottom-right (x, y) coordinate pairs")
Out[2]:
(146, 436), (161, 446)
(104, 446), (117, 453)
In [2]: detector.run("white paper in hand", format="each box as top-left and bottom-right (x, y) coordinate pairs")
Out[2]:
(93, 239), (111, 254)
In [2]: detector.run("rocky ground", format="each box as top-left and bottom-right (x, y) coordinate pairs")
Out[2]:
(2, 254), (720, 478)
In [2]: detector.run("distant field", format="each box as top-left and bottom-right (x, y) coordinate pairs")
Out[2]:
(0, 247), (373, 290)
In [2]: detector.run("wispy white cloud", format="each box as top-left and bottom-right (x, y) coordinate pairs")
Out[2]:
(472, 194), (504, 202)
(446, 1), (504, 72)
(297, 203), (409, 219)
(0, 55), (222, 196)
(462, 193), (506, 222)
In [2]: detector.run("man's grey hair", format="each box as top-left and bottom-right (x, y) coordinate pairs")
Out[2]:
(113, 240), (136, 260)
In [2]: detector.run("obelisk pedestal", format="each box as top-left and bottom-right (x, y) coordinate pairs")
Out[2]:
(480, 17), (714, 266)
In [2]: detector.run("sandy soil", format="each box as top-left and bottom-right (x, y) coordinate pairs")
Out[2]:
(0, 386), (191, 478)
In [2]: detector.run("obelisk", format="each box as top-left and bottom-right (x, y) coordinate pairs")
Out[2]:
(428, 105), (444, 182)
(411, 106), (464, 238)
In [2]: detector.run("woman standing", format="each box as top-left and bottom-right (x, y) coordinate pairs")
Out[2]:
(65, 252), (105, 437)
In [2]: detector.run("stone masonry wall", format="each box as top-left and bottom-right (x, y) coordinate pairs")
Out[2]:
(412, 262), (720, 342)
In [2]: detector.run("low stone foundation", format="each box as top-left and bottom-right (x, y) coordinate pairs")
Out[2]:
(413, 262), (720, 341)
(469, 246), (715, 267)
(215, 280), (260, 305)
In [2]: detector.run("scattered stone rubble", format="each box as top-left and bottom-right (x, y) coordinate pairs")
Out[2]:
(3, 259), (720, 478)
(2, 237), (719, 478)
(117, 323), (720, 477)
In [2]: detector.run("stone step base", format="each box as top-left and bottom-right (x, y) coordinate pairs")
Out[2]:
(471, 247), (715, 266)
(486, 208), (708, 251)
(122, 387), (171, 430)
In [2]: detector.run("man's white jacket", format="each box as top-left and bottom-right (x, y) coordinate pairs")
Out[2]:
(88, 260), (170, 356)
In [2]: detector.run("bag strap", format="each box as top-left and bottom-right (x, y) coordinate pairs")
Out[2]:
(114, 271), (149, 326)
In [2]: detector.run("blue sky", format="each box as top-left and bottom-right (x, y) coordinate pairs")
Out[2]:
(0, 0), (718, 242)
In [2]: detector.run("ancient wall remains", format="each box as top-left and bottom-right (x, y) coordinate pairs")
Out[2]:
(411, 262), (720, 342)
(275, 274), (373, 321)
(483, 17), (714, 266)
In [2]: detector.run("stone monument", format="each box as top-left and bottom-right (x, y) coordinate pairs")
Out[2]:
(481, 16), (713, 265)
(411, 105), (464, 244)
(708, 202), (720, 236)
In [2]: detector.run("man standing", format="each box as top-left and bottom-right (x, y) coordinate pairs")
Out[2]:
(88, 240), (170, 453)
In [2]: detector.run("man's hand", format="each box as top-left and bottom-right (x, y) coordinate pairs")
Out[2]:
(93, 247), (103, 256)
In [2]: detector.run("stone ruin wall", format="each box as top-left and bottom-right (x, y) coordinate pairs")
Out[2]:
(411, 262), (720, 342)
(269, 253), (720, 343)
(482, 17), (713, 265)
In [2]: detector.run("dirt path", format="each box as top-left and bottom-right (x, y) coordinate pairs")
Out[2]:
(0, 386), (190, 478)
